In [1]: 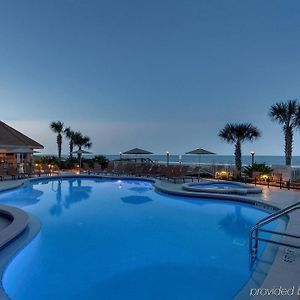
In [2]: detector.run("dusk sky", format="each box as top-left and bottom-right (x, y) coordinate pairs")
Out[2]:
(2, 0), (300, 155)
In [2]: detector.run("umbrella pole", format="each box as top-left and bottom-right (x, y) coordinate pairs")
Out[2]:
(198, 155), (201, 180)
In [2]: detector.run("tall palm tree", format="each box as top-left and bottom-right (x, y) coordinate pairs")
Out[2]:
(269, 99), (299, 166)
(64, 127), (76, 159)
(219, 123), (261, 178)
(50, 121), (64, 162)
(73, 132), (92, 160)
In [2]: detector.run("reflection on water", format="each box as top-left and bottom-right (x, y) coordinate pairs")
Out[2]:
(218, 206), (253, 240)
(2, 185), (44, 207)
(121, 196), (152, 205)
(49, 179), (92, 216)
(129, 187), (151, 193)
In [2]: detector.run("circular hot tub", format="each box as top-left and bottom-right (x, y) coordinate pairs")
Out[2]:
(182, 180), (262, 195)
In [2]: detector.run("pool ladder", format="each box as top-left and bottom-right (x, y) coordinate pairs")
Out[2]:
(249, 202), (300, 268)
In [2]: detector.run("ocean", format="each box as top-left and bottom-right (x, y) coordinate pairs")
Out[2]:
(102, 155), (299, 167)
(43, 154), (300, 167)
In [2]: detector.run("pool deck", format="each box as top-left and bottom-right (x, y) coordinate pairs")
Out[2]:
(0, 175), (299, 299)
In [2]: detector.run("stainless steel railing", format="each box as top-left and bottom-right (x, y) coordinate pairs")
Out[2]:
(249, 202), (300, 267)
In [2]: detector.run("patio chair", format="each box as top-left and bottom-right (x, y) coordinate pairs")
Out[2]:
(159, 165), (173, 180)
(148, 165), (159, 177)
(23, 164), (33, 177)
(114, 163), (124, 176)
(185, 166), (200, 182)
(42, 164), (52, 176)
(124, 163), (135, 176)
(7, 166), (18, 180)
(169, 165), (189, 183)
(82, 162), (91, 174)
(141, 164), (152, 177)
(103, 162), (114, 175)
(93, 162), (102, 174)
(0, 167), (6, 181)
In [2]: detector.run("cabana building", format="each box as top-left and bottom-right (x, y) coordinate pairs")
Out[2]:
(0, 121), (44, 165)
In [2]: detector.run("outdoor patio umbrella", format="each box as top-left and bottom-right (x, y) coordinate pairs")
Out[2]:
(185, 148), (215, 176)
(72, 149), (92, 170)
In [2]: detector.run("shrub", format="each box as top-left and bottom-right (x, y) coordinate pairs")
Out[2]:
(34, 155), (59, 166)
(243, 163), (273, 178)
(93, 155), (109, 169)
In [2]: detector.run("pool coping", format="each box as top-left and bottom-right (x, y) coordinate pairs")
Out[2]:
(182, 180), (263, 195)
(0, 174), (298, 300)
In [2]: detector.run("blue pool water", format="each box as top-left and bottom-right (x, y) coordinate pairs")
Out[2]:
(193, 182), (251, 190)
(0, 178), (281, 300)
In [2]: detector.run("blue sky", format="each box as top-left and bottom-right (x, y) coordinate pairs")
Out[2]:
(2, 0), (300, 155)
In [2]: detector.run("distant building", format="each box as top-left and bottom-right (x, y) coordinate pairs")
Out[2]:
(0, 121), (44, 164)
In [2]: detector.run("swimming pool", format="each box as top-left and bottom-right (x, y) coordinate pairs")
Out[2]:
(0, 178), (281, 300)
(183, 181), (262, 195)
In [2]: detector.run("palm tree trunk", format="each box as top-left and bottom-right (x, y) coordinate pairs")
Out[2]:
(234, 140), (242, 178)
(69, 141), (73, 158)
(78, 146), (82, 161)
(57, 134), (62, 162)
(284, 127), (293, 166)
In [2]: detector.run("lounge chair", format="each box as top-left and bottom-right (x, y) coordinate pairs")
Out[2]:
(82, 162), (90, 174)
(159, 165), (173, 180)
(0, 167), (6, 181)
(186, 166), (200, 182)
(93, 162), (102, 174)
(113, 163), (124, 176)
(42, 164), (52, 176)
(169, 165), (189, 183)
(123, 163), (135, 176)
(103, 162), (114, 175)
(7, 166), (18, 179)
(148, 165), (159, 177)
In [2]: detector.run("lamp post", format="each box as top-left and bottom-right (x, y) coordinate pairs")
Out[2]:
(166, 151), (170, 166)
(250, 151), (255, 166)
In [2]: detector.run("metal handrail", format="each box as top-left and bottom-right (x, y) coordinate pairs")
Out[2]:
(249, 202), (300, 267)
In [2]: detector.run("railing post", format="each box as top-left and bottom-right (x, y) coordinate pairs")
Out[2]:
(280, 178), (282, 189)
(287, 180), (290, 190)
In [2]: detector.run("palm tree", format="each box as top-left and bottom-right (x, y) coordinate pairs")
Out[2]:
(219, 123), (261, 178)
(64, 127), (76, 158)
(50, 121), (64, 162)
(73, 131), (92, 160)
(269, 99), (299, 166)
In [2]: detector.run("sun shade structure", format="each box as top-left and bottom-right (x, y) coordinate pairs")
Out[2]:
(123, 148), (153, 155)
(185, 148), (215, 155)
(185, 148), (215, 177)
(0, 121), (44, 164)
